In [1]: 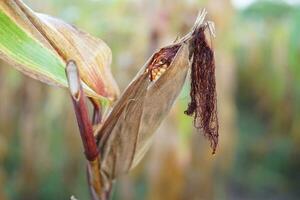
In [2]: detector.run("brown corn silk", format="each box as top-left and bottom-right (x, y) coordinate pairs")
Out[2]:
(185, 27), (219, 154)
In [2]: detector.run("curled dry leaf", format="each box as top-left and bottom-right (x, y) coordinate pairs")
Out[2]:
(0, 0), (119, 101)
(96, 10), (218, 188)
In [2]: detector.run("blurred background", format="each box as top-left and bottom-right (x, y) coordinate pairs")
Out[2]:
(0, 0), (300, 199)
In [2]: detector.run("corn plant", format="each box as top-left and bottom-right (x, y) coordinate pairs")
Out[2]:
(0, 1), (218, 199)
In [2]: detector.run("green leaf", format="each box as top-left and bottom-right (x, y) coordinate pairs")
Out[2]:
(0, 1), (119, 103)
(0, 9), (67, 87)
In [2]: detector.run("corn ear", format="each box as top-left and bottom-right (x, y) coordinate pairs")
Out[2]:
(96, 10), (218, 187)
(97, 43), (190, 184)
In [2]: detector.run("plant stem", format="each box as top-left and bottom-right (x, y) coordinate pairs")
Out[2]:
(65, 60), (105, 200)
(66, 60), (98, 161)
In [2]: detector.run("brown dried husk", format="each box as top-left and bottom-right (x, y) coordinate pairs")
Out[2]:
(97, 43), (190, 184)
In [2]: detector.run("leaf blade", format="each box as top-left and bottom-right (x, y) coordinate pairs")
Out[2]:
(0, 0), (119, 102)
(0, 9), (67, 86)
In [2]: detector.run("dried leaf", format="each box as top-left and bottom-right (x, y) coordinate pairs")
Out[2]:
(0, 0), (119, 101)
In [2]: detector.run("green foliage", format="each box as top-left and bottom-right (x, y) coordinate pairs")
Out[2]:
(0, 10), (67, 86)
(243, 1), (294, 19)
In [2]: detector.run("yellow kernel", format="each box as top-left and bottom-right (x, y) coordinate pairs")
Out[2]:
(160, 68), (166, 73)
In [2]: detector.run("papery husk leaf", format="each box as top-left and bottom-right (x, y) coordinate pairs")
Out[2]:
(98, 73), (149, 179)
(0, 0), (119, 101)
(132, 44), (190, 168)
(97, 43), (190, 182)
